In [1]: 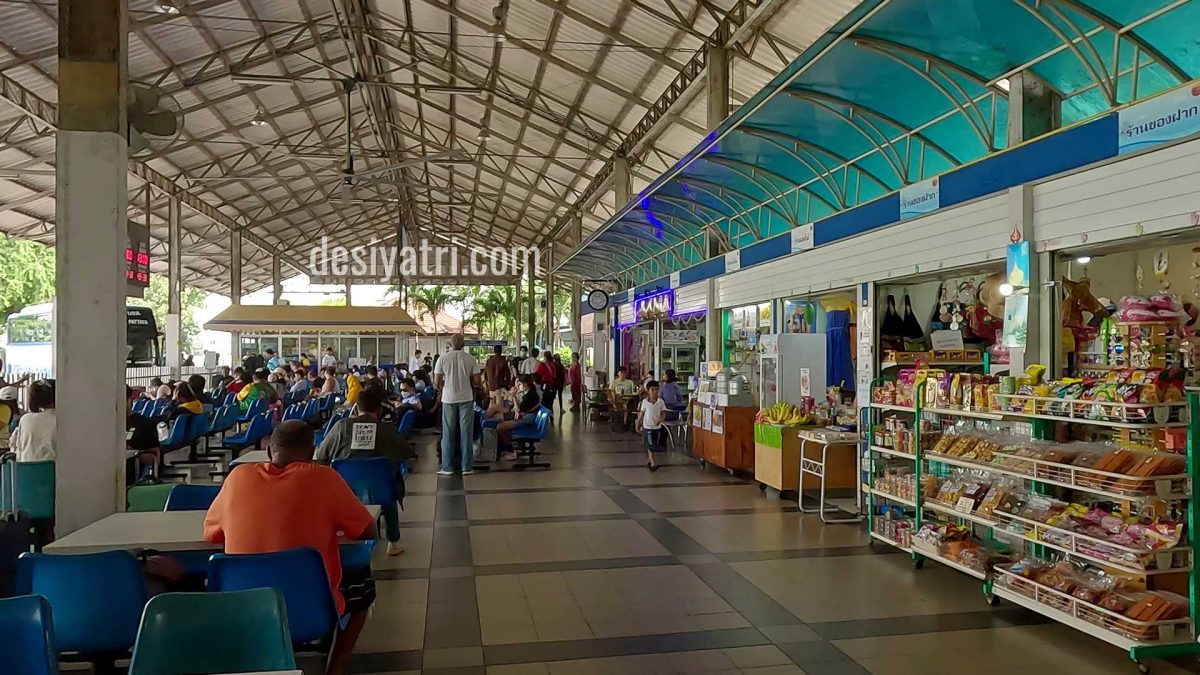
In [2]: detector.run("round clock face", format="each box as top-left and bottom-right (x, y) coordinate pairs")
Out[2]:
(587, 289), (609, 311)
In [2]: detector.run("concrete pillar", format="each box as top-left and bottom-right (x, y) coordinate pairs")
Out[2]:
(1004, 185), (1056, 375)
(165, 190), (182, 378)
(613, 156), (631, 209)
(526, 267), (536, 350)
(1007, 70), (1061, 145)
(513, 280), (522, 352)
(706, 45), (730, 129)
(705, 278), (721, 363)
(570, 212), (583, 351)
(229, 228), (242, 365)
(55, 0), (128, 533)
(544, 250), (555, 349)
(345, 280), (352, 307)
(271, 255), (282, 305)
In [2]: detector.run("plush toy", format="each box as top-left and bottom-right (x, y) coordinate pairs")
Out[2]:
(1061, 276), (1108, 328)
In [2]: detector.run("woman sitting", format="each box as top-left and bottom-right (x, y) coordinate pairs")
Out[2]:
(497, 375), (542, 461)
(236, 368), (277, 412)
(168, 382), (204, 420)
(11, 379), (56, 462)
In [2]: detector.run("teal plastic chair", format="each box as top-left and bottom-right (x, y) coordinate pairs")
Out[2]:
(0, 460), (55, 520)
(126, 483), (174, 512)
(127, 589), (296, 675)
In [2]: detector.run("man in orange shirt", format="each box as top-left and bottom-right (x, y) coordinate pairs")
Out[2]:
(204, 419), (377, 675)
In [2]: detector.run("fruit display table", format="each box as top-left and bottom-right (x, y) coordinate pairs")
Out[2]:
(690, 398), (756, 472)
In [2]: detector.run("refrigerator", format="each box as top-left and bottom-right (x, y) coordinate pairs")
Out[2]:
(659, 328), (700, 381)
(758, 333), (827, 407)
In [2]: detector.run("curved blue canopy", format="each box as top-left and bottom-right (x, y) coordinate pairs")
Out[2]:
(559, 0), (1200, 285)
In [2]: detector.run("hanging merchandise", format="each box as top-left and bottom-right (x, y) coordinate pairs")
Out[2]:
(880, 294), (906, 351)
(826, 310), (855, 392)
(901, 292), (927, 350)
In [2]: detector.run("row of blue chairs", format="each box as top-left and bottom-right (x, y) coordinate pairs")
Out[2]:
(281, 397), (320, 423)
(130, 398), (169, 418)
(1, 562), (305, 674)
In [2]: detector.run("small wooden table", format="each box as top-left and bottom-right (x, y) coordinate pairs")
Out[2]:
(797, 429), (863, 524)
(45, 506), (381, 555)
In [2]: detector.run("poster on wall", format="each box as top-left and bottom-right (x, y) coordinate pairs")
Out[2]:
(790, 223), (814, 254)
(782, 300), (816, 333)
(725, 250), (741, 272)
(1118, 83), (1200, 155)
(1007, 241), (1030, 289)
(1001, 293), (1029, 349)
(899, 177), (940, 220)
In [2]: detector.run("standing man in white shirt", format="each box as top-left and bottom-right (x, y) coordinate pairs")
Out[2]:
(408, 349), (423, 373)
(519, 346), (540, 376)
(434, 334), (481, 475)
(321, 346), (338, 369)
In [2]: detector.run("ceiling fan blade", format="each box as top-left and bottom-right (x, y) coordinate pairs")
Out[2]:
(339, 180), (351, 210)
(229, 73), (345, 86)
(129, 84), (160, 116)
(218, 133), (335, 169)
(353, 151), (455, 180)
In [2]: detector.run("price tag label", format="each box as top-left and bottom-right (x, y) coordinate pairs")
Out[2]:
(955, 496), (975, 513)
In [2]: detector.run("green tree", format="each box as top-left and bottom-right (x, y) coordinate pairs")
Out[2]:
(318, 297), (346, 307)
(406, 285), (463, 352)
(0, 234), (55, 329)
(465, 286), (515, 340)
(129, 275), (209, 353)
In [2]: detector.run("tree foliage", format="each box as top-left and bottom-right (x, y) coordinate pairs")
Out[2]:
(0, 234), (55, 329)
(129, 275), (209, 352)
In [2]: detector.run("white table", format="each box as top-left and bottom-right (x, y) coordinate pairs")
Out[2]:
(797, 429), (863, 524)
(44, 506), (381, 555)
(229, 450), (270, 466)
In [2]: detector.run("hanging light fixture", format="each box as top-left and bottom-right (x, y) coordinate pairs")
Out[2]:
(155, 0), (181, 14)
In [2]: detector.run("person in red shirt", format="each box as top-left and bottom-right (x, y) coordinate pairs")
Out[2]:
(567, 352), (583, 412)
(203, 420), (377, 675)
(534, 350), (558, 413)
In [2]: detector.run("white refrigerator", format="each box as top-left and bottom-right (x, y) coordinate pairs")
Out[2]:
(758, 334), (827, 407)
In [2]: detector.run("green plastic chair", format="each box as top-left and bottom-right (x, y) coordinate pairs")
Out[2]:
(127, 589), (296, 675)
(125, 483), (174, 513)
(1, 460), (55, 520)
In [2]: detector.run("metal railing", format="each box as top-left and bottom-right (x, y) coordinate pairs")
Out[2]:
(2, 366), (222, 408)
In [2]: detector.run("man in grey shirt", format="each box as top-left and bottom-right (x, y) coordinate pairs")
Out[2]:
(315, 386), (413, 556)
(434, 333), (481, 475)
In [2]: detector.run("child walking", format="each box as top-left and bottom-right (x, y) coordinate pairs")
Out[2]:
(637, 380), (667, 472)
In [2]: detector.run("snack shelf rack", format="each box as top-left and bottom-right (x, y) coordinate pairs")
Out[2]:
(868, 487), (916, 509)
(865, 384), (1200, 671)
(994, 566), (1193, 651)
(993, 511), (1192, 577)
(869, 530), (912, 553)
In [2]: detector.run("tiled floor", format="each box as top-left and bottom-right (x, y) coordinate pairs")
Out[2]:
(343, 414), (1200, 675)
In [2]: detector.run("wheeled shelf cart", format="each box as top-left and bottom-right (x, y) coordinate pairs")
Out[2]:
(865, 382), (1200, 673)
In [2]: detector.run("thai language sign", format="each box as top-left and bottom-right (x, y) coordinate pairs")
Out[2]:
(1118, 83), (1200, 155)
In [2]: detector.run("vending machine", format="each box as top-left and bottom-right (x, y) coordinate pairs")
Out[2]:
(758, 334), (827, 407)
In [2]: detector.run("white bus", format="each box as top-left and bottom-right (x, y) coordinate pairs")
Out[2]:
(3, 303), (162, 379)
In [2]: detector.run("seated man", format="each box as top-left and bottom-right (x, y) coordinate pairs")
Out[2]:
(315, 387), (413, 557)
(203, 420), (377, 675)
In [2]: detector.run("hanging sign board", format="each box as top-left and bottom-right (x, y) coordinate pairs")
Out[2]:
(789, 223), (814, 254)
(1118, 84), (1200, 155)
(634, 289), (674, 322)
(724, 250), (740, 272)
(930, 330), (965, 351)
(899, 177), (940, 220)
(669, 271), (680, 288)
(125, 220), (151, 298)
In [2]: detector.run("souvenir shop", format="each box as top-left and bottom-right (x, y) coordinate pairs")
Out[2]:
(863, 138), (1200, 670)
(616, 283), (707, 384)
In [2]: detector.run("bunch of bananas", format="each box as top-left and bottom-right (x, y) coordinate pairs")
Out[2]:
(755, 402), (810, 426)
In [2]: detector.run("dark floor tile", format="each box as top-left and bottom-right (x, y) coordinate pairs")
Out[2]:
(347, 649), (423, 673)
(604, 488), (656, 514)
(424, 576), (482, 649)
(424, 667), (486, 675)
(483, 627), (769, 665)
(374, 567), (431, 580)
(464, 486), (601, 495)
(474, 555), (680, 576)
(436, 494), (469, 521)
(467, 513), (629, 526)
(687, 562), (802, 627)
(717, 546), (888, 563)
(655, 506), (802, 519)
(634, 518), (709, 555)
(776, 641), (870, 673)
(811, 607), (1050, 640)
(431, 521), (474, 567)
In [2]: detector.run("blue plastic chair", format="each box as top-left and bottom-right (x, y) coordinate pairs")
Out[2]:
(15, 551), (147, 656)
(302, 397), (320, 422)
(0, 460), (55, 520)
(186, 411), (211, 446)
(163, 483), (221, 511)
(223, 413), (274, 453)
(208, 548), (338, 645)
(0, 595), (57, 675)
(237, 396), (267, 423)
(332, 456), (397, 507)
(397, 410), (416, 434)
(510, 406), (552, 470)
(159, 415), (191, 452)
(150, 399), (171, 417)
(127, 589), (296, 675)
(339, 540), (377, 575)
(207, 405), (237, 436)
(221, 391), (237, 408)
(318, 394), (337, 416)
(131, 399), (148, 415)
(281, 403), (302, 422)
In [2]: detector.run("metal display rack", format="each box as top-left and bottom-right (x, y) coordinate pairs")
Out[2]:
(864, 385), (1200, 672)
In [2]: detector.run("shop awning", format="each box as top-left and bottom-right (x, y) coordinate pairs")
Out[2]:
(204, 305), (425, 334)
(558, 0), (1200, 286)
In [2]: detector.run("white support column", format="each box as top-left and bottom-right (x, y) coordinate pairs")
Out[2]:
(271, 255), (282, 305)
(705, 279), (721, 363)
(544, 249), (555, 349)
(513, 279), (522, 352)
(166, 190), (182, 378)
(706, 45), (730, 128)
(345, 280), (352, 307)
(570, 212), (583, 352)
(1007, 70), (1062, 145)
(230, 228), (242, 365)
(613, 155), (631, 209)
(1005, 184), (1054, 375)
(55, 0), (128, 533)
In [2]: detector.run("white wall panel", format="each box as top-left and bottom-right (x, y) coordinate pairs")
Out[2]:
(716, 194), (1010, 308)
(618, 304), (634, 325)
(675, 282), (707, 314)
(1034, 137), (1200, 251)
